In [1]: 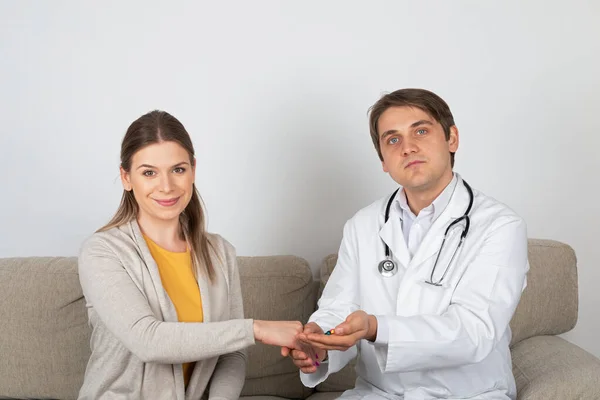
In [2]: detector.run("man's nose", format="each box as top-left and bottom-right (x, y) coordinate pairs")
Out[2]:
(400, 137), (418, 156)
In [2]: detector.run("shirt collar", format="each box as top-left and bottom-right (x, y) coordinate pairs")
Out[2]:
(397, 173), (458, 221)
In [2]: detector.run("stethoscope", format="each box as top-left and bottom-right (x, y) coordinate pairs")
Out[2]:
(378, 180), (474, 286)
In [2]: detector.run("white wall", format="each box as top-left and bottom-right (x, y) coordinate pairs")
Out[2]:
(1, 1), (599, 357)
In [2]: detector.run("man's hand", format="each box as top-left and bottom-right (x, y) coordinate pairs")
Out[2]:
(302, 310), (377, 351)
(281, 322), (327, 374)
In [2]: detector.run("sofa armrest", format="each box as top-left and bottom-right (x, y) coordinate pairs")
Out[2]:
(511, 335), (600, 399)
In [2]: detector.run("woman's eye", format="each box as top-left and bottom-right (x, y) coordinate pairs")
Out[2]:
(173, 167), (186, 174)
(143, 170), (155, 177)
(389, 137), (399, 144)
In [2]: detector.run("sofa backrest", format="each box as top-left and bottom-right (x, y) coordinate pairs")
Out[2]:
(0, 257), (89, 400)
(237, 255), (318, 398)
(0, 254), (318, 400)
(509, 239), (578, 344)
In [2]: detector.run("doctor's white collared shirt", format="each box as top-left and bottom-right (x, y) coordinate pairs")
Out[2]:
(376, 173), (458, 346)
(397, 173), (458, 259)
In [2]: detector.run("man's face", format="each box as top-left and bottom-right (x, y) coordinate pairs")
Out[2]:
(378, 106), (458, 192)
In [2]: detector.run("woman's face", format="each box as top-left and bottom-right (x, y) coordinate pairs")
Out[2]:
(121, 141), (196, 224)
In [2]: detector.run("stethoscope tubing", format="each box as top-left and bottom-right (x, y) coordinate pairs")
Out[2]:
(379, 179), (474, 283)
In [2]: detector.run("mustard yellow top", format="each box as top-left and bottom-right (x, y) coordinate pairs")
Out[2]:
(143, 234), (203, 387)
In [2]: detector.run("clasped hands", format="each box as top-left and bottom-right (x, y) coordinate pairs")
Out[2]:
(256, 310), (377, 374)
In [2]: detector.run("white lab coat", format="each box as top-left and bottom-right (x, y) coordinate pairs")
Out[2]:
(301, 174), (529, 400)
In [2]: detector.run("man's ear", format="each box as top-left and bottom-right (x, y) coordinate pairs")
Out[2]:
(381, 159), (389, 173)
(448, 126), (459, 153)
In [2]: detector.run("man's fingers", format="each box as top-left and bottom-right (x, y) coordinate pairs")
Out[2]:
(296, 333), (308, 342)
(289, 349), (319, 368)
(310, 343), (349, 352)
(305, 332), (355, 346)
(300, 365), (318, 374)
(295, 359), (316, 369)
(302, 332), (359, 351)
(290, 353), (316, 369)
(303, 322), (323, 335)
(290, 349), (308, 360)
(333, 321), (352, 336)
(294, 358), (315, 368)
(281, 346), (290, 357)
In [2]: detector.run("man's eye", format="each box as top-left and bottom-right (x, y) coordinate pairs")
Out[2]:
(417, 129), (427, 135)
(389, 137), (399, 144)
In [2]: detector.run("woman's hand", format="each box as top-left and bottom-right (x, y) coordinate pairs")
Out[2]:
(253, 320), (303, 348)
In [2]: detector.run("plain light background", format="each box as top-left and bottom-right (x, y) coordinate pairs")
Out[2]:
(1, 1), (599, 357)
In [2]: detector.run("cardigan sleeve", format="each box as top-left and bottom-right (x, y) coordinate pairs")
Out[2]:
(207, 237), (248, 399)
(78, 234), (256, 364)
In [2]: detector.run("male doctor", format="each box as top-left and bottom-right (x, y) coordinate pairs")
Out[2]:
(282, 88), (529, 399)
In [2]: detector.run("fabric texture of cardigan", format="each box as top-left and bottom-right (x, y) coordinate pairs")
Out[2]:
(77, 220), (255, 400)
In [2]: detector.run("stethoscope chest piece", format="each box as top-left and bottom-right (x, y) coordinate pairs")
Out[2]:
(378, 259), (398, 277)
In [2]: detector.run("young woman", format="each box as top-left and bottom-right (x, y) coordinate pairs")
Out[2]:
(78, 110), (302, 399)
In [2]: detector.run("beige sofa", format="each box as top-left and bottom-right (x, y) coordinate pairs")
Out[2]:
(1, 239), (600, 399)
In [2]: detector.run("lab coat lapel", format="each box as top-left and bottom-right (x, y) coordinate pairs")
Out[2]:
(408, 177), (471, 271)
(378, 190), (410, 269)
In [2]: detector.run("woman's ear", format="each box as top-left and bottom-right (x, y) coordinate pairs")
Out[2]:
(120, 167), (132, 191)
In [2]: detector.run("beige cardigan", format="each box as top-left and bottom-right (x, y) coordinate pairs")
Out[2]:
(77, 220), (255, 400)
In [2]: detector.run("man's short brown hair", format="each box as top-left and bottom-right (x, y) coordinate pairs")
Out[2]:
(368, 88), (456, 167)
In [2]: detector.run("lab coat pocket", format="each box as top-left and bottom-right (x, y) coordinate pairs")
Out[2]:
(398, 281), (453, 316)
(421, 281), (455, 315)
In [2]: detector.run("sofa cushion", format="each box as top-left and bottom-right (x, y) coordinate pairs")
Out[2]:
(315, 239), (579, 391)
(0, 256), (89, 400)
(238, 255), (318, 399)
(512, 335), (600, 399)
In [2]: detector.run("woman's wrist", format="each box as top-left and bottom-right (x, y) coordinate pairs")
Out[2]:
(252, 320), (262, 342)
